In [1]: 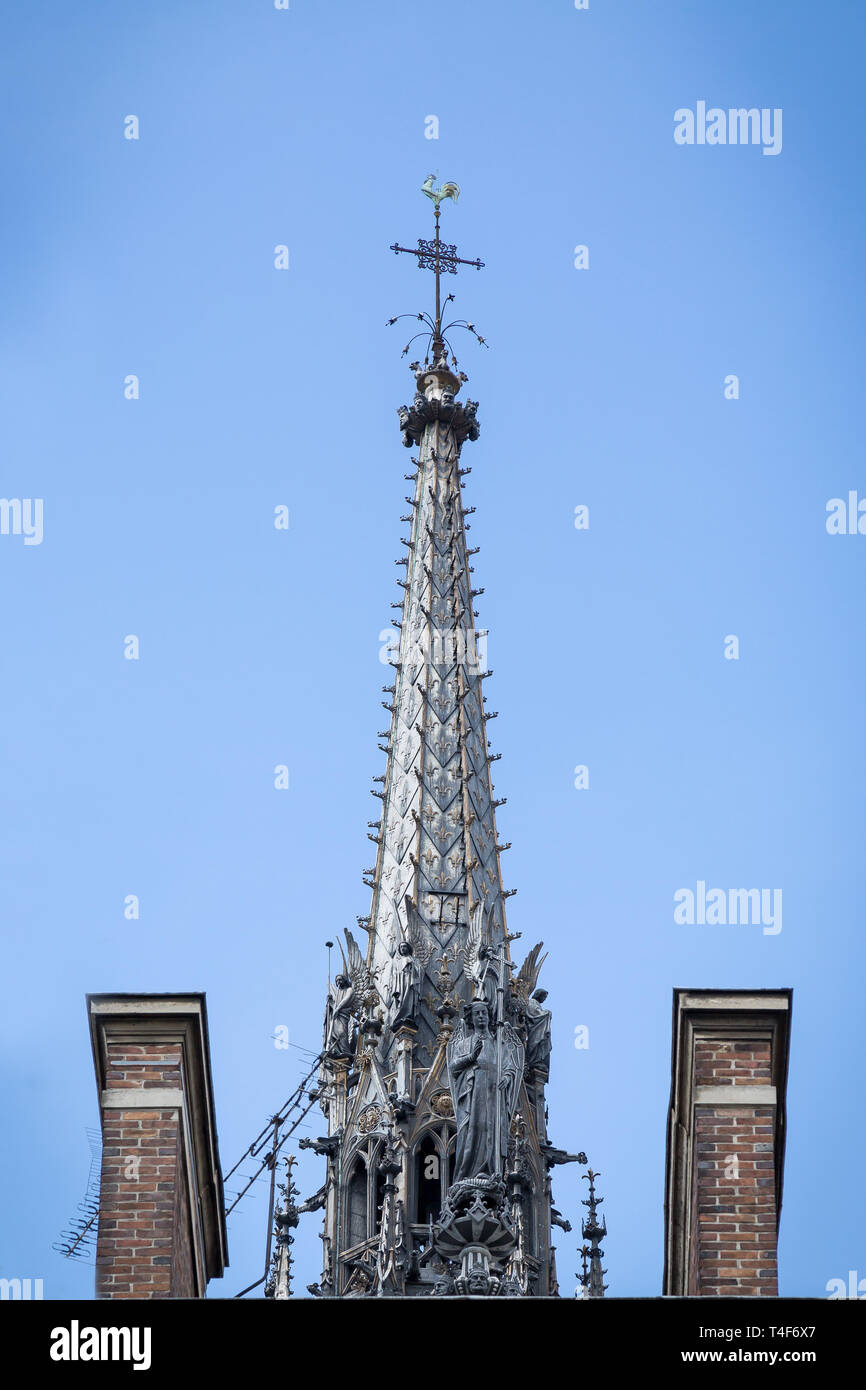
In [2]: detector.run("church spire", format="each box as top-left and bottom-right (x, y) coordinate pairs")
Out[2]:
(308, 183), (577, 1298)
(361, 180), (510, 1068)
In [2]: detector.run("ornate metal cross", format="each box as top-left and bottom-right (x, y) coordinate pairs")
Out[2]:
(390, 181), (484, 358)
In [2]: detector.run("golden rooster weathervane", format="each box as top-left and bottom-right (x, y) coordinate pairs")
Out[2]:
(388, 176), (487, 365)
(420, 173), (460, 210)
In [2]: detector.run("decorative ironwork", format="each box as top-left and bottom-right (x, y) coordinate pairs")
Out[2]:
(390, 238), (484, 278)
(388, 178), (486, 363)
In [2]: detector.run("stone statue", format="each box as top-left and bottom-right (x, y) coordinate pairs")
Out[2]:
(324, 928), (381, 1059)
(387, 897), (434, 1030)
(446, 1000), (523, 1183)
(459, 903), (495, 1011)
(525, 988), (552, 1076)
(513, 943), (551, 1076)
(389, 942), (421, 1029)
(324, 973), (355, 1058)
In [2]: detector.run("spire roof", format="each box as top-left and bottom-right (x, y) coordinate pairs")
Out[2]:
(362, 355), (513, 1057)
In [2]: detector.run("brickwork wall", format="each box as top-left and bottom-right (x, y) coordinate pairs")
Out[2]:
(691, 1039), (778, 1296)
(171, 1126), (196, 1298)
(95, 1042), (196, 1299)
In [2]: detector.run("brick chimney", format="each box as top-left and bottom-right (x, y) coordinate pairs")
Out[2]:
(88, 994), (228, 1299)
(663, 989), (792, 1297)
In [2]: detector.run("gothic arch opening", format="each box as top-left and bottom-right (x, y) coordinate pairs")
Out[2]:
(345, 1156), (367, 1249)
(414, 1132), (443, 1226)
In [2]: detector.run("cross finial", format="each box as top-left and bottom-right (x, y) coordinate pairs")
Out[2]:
(388, 179), (486, 364)
(580, 1166), (609, 1298)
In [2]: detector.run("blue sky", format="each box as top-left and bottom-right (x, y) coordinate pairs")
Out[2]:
(1, 0), (864, 1298)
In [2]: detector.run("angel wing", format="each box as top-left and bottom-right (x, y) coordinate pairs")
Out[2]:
(343, 928), (373, 993)
(444, 1015), (468, 1083)
(460, 901), (490, 997)
(499, 1020), (526, 1125)
(402, 897), (436, 966)
(514, 942), (548, 1000)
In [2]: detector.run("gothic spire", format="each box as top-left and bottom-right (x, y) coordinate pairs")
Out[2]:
(265, 1156), (300, 1301)
(308, 184), (575, 1299)
(363, 362), (511, 1059)
(579, 1168), (609, 1298)
(360, 186), (512, 1062)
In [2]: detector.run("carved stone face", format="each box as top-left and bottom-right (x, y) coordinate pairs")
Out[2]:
(471, 1001), (489, 1033)
(397, 941), (413, 958)
(431, 1091), (454, 1118)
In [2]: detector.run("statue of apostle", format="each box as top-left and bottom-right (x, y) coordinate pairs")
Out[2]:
(446, 999), (523, 1183)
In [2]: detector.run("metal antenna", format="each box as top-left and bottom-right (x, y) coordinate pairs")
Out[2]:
(54, 1128), (103, 1263)
(222, 1051), (322, 1217)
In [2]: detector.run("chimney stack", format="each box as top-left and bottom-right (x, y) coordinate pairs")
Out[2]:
(88, 993), (228, 1299)
(664, 989), (792, 1296)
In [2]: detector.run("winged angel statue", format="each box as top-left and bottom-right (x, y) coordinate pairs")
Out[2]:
(322, 929), (379, 1060)
(387, 897), (436, 1030)
(513, 941), (551, 1076)
(459, 901), (495, 1006)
